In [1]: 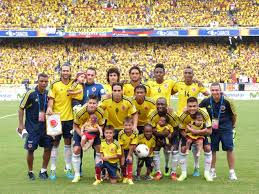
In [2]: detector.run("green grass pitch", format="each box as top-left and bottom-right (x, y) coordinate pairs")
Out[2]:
(0, 101), (258, 194)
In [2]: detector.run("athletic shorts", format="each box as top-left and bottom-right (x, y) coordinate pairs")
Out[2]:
(181, 136), (210, 150)
(137, 157), (153, 169)
(73, 131), (101, 147)
(96, 161), (118, 179)
(25, 130), (53, 151)
(83, 131), (97, 140)
(211, 130), (233, 151)
(55, 120), (73, 141)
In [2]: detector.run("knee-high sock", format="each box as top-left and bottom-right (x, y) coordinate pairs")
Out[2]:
(163, 148), (170, 168)
(72, 153), (81, 177)
(179, 152), (188, 175)
(64, 145), (72, 170)
(192, 144), (200, 169)
(95, 163), (102, 180)
(127, 162), (133, 179)
(204, 151), (212, 173)
(50, 146), (58, 171)
(153, 151), (161, 173)
(171, 151), (179, 173)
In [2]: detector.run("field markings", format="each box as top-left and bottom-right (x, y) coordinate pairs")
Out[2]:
(0, 113), (17, 120)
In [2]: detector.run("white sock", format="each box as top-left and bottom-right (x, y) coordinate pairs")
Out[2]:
(95, 152), (101, 164)
(179, 152), (188, 175)
(211, 168), (216, 172)
(192, 144), (200, 169)
(40, 168), (47, 173)
(163, 149), (170, 169)
(171, 151), (179, 173)
(72, 153), (81, 177)
(229, 169), (235, 174)
(50, 146), (58, 171)
(64, 145), (72, 170)
(153, 151), (161, 172)
(204, 151), (212, 173)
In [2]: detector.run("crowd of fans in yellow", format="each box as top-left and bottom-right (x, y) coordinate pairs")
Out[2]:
(0, 0), (258, 28)
(0, 39), (258, 84)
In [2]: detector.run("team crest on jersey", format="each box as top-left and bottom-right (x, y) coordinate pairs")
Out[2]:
(92, 87), (96, 92)
(192, 88), (196, 92)
(28, 144), (32, 148)
(144, 106), (148, 110)
(121, 105), (126, 111)
(110, 148), (115, 152)
(220, 105), (226, 112)
(164, 84), (168, 88)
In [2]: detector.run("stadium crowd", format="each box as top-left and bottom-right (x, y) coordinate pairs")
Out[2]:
(0, 38), (258, 84)
(0, 0), (258, 28)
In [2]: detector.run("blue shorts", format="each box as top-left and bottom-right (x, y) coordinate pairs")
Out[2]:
(25, 130), (53, 151)
(73, 131), (101, 147)
(211, 130), (233, 151)
(55, 120), (73, 141)
(137, 157), (153, 169)
(96, 161), (118, 179)
(137, 126), (144, 135)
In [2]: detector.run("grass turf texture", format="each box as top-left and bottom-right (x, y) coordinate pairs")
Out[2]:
(0, 101), (257, 194)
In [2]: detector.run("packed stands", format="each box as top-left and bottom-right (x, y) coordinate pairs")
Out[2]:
(0, 38), (258, 84)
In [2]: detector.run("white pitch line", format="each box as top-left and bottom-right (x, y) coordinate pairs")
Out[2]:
(0, 113), (17, 119)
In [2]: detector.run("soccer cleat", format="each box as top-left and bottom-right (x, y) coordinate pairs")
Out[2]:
(122, 177), (128, 183)
(177, 173), (187, 181)
(28, 172), (35, 180)
(204, 171), (213, 182)
(210, 169), (217, 179)
(164, 167), (170, 176)
(39, 171), (48, 180)
(193, 168), (200, 177)
(72, 176), (81, 183)
(64, 168), (74, 179)
(49, 170), (56, 180)
(154, 171), (162, 181)
(229, 172), (237, 181)
(93, 179), (102, 186)
(144, 175), (153, 181)
(170, 172), (177, 181)
(134, 175), (141, 181)
(127, 179), (134, 185)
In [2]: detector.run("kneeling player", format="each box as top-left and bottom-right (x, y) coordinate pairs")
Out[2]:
(93, 125), (121, 185)
(118, 117), (138, 185)
(185, 112), (206, 157)
(136, 124), (156, 181)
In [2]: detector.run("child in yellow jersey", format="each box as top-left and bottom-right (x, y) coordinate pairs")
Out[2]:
(81, 114), (103, 152)
(185, 112), (205, 157)
(93, 125), (121, 185)
(156, 116), (173, 152)
(67, 72), (85, 113)
(118, 117), (138, 185)
(136, 124), (156, 181)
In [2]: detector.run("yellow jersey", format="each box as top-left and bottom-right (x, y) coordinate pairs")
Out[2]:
(149, 110), (179, 128)
(187, 122), (205, 140)
(70, 82), (83, 101)
(118, 130), (138, 150)
(100, 139), (121, 164)
(156, 123), (174, 133)
(99, 96), (137, 130)
(146, 79), (176, 106)
(103, 84), (112, 95)
(179, 107), (212, 130)
(173, 81), (207, 115)
(138, 134), (156, 157)
(123, 83), (151, 98)
(132, 97), (156, 126)
(74, 105), (105, 128)
(48, 80), (73, 121)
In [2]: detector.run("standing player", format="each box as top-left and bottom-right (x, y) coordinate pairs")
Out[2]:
(103, 67), (120, 98)
(146, 64), (176, 177)
(132, 85), (156, 134)
(99, 82), (138, 140)
(171, 66), (209, 176)
(71, 94), (105, 183)
(178, 97), (213, 181)
(82, 67), (105, 103)
(149, 97), (179, 180)
(18, 73), (52, 180)
(123, 66), (150, 98)
(199, 83), (237, 180)
(118, 117), (138, 185)
(46, 65), (74, 180)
